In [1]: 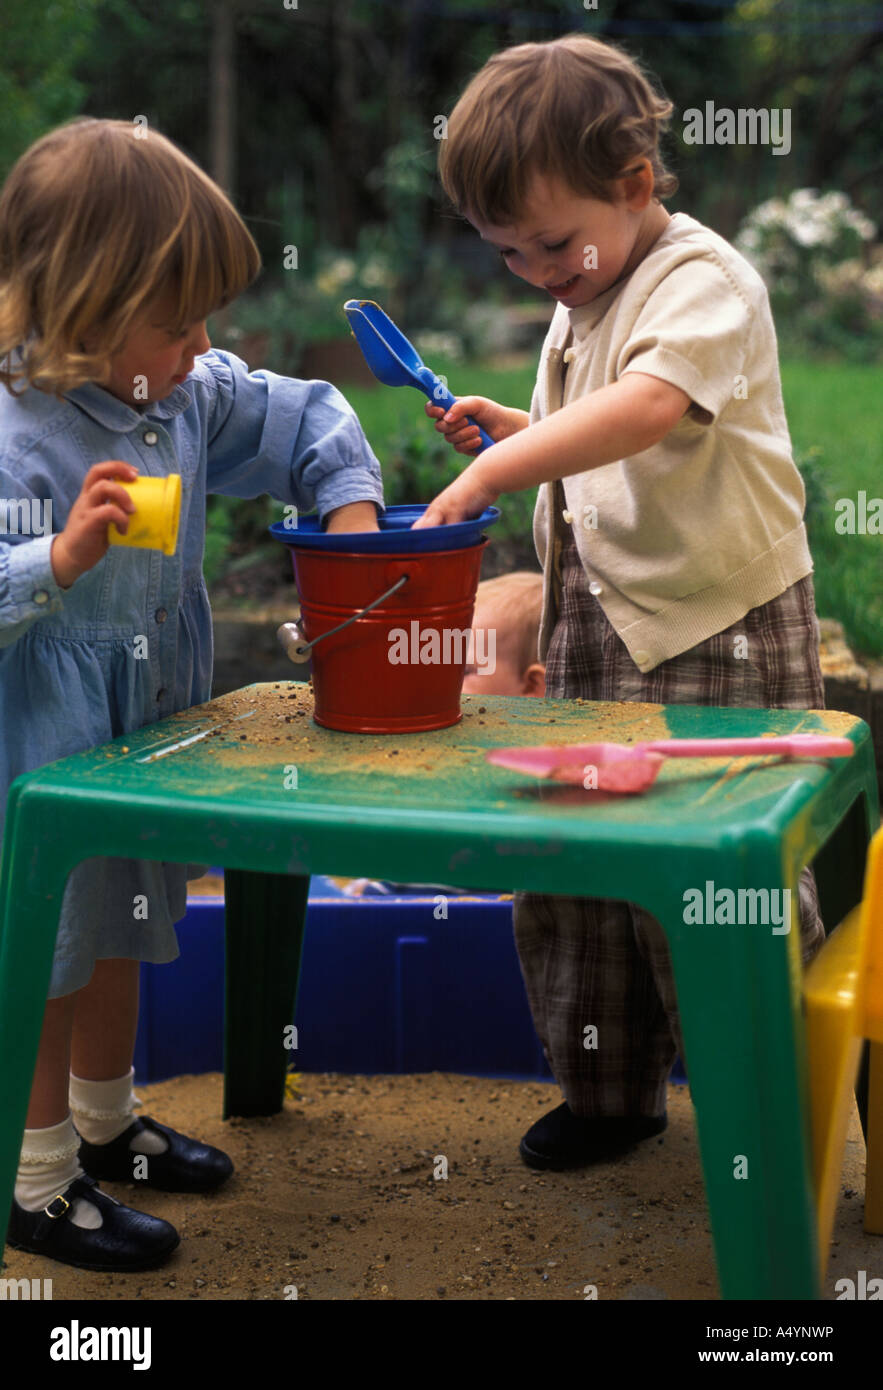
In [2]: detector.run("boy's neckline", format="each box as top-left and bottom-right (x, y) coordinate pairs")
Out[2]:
(566, 211), (693, 330)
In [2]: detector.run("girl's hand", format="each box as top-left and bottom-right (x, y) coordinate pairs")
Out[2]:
(424, 396), (529, 456)
(413, 459), (499, 529)
(50, 461), (139, 589)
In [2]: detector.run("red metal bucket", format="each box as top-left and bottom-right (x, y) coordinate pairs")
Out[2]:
(287, 541), (487, 733)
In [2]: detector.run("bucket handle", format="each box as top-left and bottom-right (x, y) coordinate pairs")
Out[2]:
(277, 574), (410, 664)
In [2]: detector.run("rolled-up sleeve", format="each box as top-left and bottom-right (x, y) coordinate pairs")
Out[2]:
(201, 349), (384, 524)
(0, 533), (64, 649)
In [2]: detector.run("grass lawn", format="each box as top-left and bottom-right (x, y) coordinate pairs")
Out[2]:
(339, 357), (882, 661)
(780, 360), (882, 661)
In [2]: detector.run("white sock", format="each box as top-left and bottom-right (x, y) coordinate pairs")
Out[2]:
(15, 1116), (103, 1229)
(69, 1068), (168, 1155)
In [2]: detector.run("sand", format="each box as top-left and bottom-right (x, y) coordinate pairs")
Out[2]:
(3, 1070), (873, 1302)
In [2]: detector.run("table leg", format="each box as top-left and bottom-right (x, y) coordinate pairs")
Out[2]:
(223, 870), (309, 1118)
(0, 786), (76, 1253)
(654, 848), (819, 1299)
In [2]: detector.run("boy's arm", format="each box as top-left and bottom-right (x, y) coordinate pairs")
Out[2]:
(425, 398), (530, 454)
(416, 373), (691, 526)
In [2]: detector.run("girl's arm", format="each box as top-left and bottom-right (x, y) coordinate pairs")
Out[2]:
(325, 500), (379, 533)
(202, 350), (384, 528)
(0, 460), (136, 649)
(416, 373), (692, 526)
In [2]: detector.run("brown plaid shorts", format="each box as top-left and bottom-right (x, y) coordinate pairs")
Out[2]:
(513, 525), (826, 1117)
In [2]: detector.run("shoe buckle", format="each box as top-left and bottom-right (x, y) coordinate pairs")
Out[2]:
(44, 1193), (71, 1219)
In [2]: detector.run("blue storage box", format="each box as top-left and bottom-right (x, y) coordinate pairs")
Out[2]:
(133, 879), (552, 1085)
(134, 877), (689, 1087)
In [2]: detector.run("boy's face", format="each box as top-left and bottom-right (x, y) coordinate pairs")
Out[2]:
(101, 289), (211, 404)
(470, 167), (661, 309)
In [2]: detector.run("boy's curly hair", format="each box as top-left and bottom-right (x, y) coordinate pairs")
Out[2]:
(439, 34), (678, 224)
(0, 118), (260, 397)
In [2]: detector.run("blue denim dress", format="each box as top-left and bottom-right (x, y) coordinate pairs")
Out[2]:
(0, 348), (384, 996)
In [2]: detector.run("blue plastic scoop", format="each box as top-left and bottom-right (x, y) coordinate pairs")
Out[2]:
(343, 299), (495, 452)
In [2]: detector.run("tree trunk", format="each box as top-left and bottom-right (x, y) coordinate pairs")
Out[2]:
(210, 0), (236, 199)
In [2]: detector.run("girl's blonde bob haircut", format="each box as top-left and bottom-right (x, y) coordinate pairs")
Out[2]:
(0, 117), (261, 397)
(439, 34), (678, 225)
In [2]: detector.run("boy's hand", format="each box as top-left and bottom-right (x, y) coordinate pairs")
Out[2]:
(324, 500), (380, 533)
(413, 459), (498, 529)
(425, 396), (529, 456)
(50, 461), (139, 590)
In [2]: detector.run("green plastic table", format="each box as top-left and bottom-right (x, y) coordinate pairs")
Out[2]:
(1, 682), (878, 1299)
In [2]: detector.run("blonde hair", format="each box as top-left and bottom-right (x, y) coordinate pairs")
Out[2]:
(0, 118), (261, 397)
(439, 34), (678, 224)
(475, 570), (544, 675)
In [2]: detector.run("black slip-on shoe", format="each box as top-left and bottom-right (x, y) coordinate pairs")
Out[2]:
(79, 1116), (234, 1193)
(6, 1174), (179, 1272)
(520, 1101), (667, 1171)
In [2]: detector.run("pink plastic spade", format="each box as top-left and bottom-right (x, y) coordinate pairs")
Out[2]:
(485, 733), (854, 795)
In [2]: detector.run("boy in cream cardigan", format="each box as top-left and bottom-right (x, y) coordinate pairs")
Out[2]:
(420, 34), (826, 1168)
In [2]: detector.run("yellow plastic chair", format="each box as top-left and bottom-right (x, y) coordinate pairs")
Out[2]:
(804, 823), (883, 1271)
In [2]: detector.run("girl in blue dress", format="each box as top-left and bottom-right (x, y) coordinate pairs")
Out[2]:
(0, 117), (383, 1271)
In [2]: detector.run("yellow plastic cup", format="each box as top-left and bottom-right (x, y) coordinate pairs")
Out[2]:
(107, 473), (181, 556)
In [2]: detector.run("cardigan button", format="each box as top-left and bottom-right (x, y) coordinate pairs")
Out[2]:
(562, 509), (573, 524)
(563, 347), (576, 363)
(588, 581), (602, 597)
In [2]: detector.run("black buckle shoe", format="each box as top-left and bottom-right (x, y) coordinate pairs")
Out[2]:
(519, 1102), (667, 1170)
(6, 1174), (179, 1272)
(79, 1116), (234, 1192)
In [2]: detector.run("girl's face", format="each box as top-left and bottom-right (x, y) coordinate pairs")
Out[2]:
(101, 290), (211, 404)
(469, 166), (666, 309)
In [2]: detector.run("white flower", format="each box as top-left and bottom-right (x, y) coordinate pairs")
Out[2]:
(861, 263), (883, 295)
(315, 257), (357, 296)
(751, 198), (789, 228)
(791, 219), (832, 247)
(845, 210), (877, 241)
(414, 331), (462, 360)
(789, 189), (820, 211)
(362, 258), (393, 289)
